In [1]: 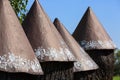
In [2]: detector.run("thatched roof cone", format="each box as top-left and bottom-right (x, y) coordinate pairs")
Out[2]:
(53, 18), (98, 72)
(0, 0), (43, 75)
(39, 1), (76, 62)
(22, 0), (75, 62)
(72, 7), (116, 50)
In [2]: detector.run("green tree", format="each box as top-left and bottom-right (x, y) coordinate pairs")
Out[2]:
(114, 49), (120, 75)
(9, 0), (28, 23)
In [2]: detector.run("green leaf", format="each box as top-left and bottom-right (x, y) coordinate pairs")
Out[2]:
(9, 0), (28, 24)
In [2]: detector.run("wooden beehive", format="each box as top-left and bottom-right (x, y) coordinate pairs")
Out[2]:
(53, 18), (98, 80)
(73, 7), (116, 80)
(22, 0), (76, 80)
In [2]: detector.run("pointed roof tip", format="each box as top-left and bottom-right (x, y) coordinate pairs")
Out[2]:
(86, 6), (93, 13)
(88, 6), (91, 9)
(73, 7), (116, 50)
(33, 0), (40, 7)
(0, 0), (43, 75)
(22, 0), (76, 62)
(34, 0), (39, 5)
(35, 0), (40, 3)
(54, 18), (59, 22)
(35, 0), (38, 2)
(54, 19), (98, 72)
(53, 18), (60, 25)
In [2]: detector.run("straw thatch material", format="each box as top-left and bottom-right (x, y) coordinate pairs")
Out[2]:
(0, 0), (43, 75)
(22, 0), (75, 80)
(40, 62), (74, 80)
(74, 50), (114, 80)
(0, 71), (42, 80)
(73, 7), (115, 80)
(74, 70), (96, 80)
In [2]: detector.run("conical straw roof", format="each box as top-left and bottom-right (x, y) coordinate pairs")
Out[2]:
(22, 0), (75, 62)
(73, 7), (116, 50)
(54, 18), (98, 72)
(0, 0), (43, 75)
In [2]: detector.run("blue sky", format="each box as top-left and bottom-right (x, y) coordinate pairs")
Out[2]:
(27, 0), (120, 49)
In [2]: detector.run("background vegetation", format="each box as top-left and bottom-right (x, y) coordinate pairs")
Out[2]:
(113, 49), (120, 80)
(114, 49), (120, 75)
(9, 0), (28, 23)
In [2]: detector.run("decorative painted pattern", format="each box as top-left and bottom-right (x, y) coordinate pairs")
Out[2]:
(74, 58), (95, 72)
(34, 47), (75, 61)
(0, 52), (42, 74)
(74, 61), (81, 70)
(80, 40), (116, 49)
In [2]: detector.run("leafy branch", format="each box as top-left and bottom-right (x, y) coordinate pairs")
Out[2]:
(9, 0), (28, 23)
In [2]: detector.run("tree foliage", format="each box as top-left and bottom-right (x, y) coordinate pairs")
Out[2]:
(114, 49), (120, 75)
(9, 0), (28, 23)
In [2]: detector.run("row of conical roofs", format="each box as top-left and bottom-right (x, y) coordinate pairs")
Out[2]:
(22, 0), (98, 72)
(0, 0), (115, 77)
